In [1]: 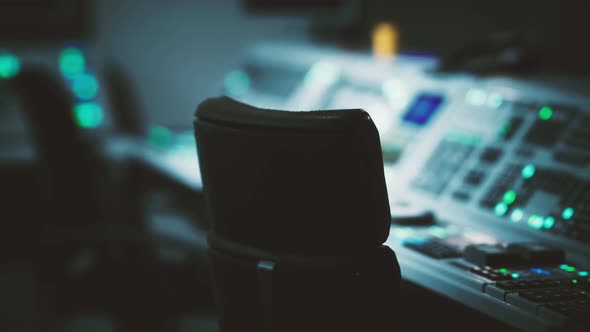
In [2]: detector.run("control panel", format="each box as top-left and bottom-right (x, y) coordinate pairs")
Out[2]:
(222, 42), (590, 331)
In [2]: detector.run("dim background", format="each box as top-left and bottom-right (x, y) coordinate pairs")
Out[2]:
(75, 0), (589, 127)
(1, 1), (589, 332)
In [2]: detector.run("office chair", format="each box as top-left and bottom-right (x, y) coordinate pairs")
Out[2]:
(194, 96), (401, 331)
(8, 67), (210, 331)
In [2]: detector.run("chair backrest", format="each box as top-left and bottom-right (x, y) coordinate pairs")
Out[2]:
(194, 97), (400, 331)
(194, 96), (391, 256)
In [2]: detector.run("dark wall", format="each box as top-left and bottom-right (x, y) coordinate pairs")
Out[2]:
(92, 0), (589, 127)
(93, 0), (309, 128)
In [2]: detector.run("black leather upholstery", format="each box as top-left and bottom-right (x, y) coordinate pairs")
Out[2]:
(195, 96), (391, 255)
(194, 96), (400, 331)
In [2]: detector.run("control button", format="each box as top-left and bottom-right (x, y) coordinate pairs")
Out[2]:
(411, 135), (478, 196)
(515, 147), (535, 158)
(464, 170), (485, 186)
(452, 190), (471, 202)
(498, 116), (524, 141)
(564, 128), (590, 151)
(507, 243), (565, 266)
(538, 300), (590, 331)
(480, 147), (503, 163)
(520, 288), (587, 302)
(495, 279), (560, 291)
(391, 211), (436, 226)
(464, 244), (523, 267)
(523, 120), (566, 147)
(505, 293), (541, 314)
(403, 238), (462, 259)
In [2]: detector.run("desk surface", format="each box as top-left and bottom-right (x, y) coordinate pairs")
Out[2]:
(0, 134), (203, 191)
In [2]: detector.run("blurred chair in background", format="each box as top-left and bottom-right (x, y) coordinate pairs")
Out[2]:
(6, 65), (213, 332)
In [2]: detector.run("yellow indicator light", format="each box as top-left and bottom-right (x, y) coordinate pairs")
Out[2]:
(372, 22), (399, 59)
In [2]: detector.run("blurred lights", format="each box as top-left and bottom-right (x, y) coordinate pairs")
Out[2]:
(494, 202), (508, 216)
(372, 22), (398, 58)
(224, 70), (251, 97)
(72, 73), (99, 100)
(530, 268), (552, 276)
(527, 215), (544, 229)
(521, 164), (536, 179)
(538, 106), (553, 120)
(543, 216), (556, 229)
(560, 264), (576, 272)
(74, 103), (103, 128)
(510, 208), (524, 222)
(59, 47), (86, 77)
(0, 52), (20, 79)
(502, 190), (517, 205)
(562, 207), (574, 220)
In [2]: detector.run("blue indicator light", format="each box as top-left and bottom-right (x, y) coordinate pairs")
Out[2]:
(403, 93), (444, 126)
(530, 268), (552, 276)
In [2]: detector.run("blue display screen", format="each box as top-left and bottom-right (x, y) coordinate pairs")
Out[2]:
(403, 93), (444, 125)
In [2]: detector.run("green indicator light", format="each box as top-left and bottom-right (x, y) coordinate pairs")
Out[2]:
(305, 61), (340, 85)
(502, 190), (517, 205)
(560, 264), (569, 270)
(224, 70), (251, 97)
(497, 123), (510, 138)
(511, 273), (520, 279)
(73, 102), (103, 128)
(521, 164), (536, 179)
(543, 216), (556, 229)
(527, 215), (543, 229)
(498, 268), (508, 274)
(148, 126), (174, 148)
(572, 279), (578, 284)
(566, 266), (576, 273)
(578, 271), (589, 277)
(494, 202), (508, 216)
(59, 47), (85, 77)
(510, 209), (524, 223)
(72, 73), (99, 100)
(538, 106), (553, 120)
(562, 207), (574, 220)
(0, 52), (20, 79)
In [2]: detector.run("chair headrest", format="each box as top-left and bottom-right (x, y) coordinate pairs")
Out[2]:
(194, 97), (390, 255)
